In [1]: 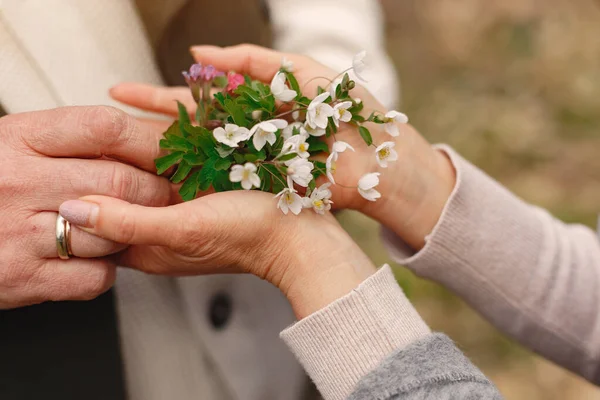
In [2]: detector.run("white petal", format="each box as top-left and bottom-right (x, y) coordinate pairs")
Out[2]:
(386, 110), (409, 123)
(213, 127), (227, 142)
(269, 119), (289, 130)
(358, 172), (380, 190)
(309, 92), (331, 109)
(249, 172), (261, 188)
(358, 188), (381, 202)
(305, 123), (326, 137)
(289, 194), (303, 215)
(332, 141), (355, 153)
(266, 132), (277, 146)
(276, 89), (297, 102)
(320, 104), (334, 117)
(241, 178), (253, 190)
(244, 162), (257, 173)
(385, 123), (400, 137)
(253, 133), (267, 150)
(229, 165), (244, 182)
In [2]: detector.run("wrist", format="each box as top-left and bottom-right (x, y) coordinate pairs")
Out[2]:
(359, 126), (456, 250)
(274, 214), (376, 319)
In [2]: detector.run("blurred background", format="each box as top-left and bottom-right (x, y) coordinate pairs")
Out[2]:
(338, 0), (600, 399)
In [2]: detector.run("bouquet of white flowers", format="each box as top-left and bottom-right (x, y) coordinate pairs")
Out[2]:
(155, 51), (408, 215)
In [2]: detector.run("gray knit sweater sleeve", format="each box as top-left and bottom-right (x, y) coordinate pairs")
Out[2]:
(348, 334), (503, 400)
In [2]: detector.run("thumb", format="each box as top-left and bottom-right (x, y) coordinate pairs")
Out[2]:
(59, 196), (185, 247)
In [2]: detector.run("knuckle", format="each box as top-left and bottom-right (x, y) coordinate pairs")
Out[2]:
(83, 106), (133, 148)
(77, 265), (115, 300)
(107, 164), (137, 200)
(114, 211), (139, 244)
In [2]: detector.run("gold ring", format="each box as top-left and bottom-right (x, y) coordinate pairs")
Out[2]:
(56, 214), (72, 260)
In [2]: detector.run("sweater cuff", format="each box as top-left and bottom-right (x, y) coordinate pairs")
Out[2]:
(382, 144), (544, 281)
(280, 265), (430, 400)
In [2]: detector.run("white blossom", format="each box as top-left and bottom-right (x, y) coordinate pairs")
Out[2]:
(383, 110), (408, 137)
(292, 104), (301, 121)
(281, 57), (294, 72)
(375, 141), (398, 168)
(229, 163), (261, 190)
(352, 50), (368, 82)
(330, 77), (343, 100)
(303, 183), (333, 215)
(325, 141), (355, 184)
(270, 71), (297, 102)
(251, 110), (262, 120)
(249, 119), (288, 151)
(306, 92), (334, 130)
(358, 172), (381, 201)
(304, 121), (326, 137)
(286, 157), (314, 187)
(213, 124), (250, 147)
(281, 132), (310, 159)
(282, 121), (306, 141)
(332, 101), (353, 127)
(354, 98), (362, 104)
(276, 187), (303, 215)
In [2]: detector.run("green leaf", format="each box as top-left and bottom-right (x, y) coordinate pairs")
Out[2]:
(244, 149), (266, 162)
(277, 152), (298, 162)
(177, 101), (191, 134)
(182, 152), (206, 166)
(317, 86), (325, 95)
(216, 146), (235, 158)
(261, 163), (286, 193)
(233, 153), (246, 164)
(214, 92), (226, 107)
(212, 170), (233, 192)
(179, 170), (201, 201)
(307, 140), (329, 154)
(351, 114), (365, 123)
(313, 160), (327, 179)
(183, 123), (217, 157)
(155, 151), (184, 175)
(358, 126), (373, 146)
(234, 85), (263, 103)
(342, 73), (350, 88)
(214, 158), (232, 171)
(224, 99), (248, 127)
(284, 71), (301, 96)
(198, 158), (217, 191)
(170, 160), (192, 184)
(308, 179), (316, 193)
(258, 166), (271, 192)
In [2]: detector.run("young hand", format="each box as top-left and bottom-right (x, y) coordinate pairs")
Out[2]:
(59, 190), (376, 319)
(111, 44), (456, 250)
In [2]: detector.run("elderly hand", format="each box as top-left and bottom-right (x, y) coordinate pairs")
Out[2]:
(0, 106), (175, 308)
(110, 44), (456, 250)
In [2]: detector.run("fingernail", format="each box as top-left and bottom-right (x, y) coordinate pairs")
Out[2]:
(59, 200), (99, 227)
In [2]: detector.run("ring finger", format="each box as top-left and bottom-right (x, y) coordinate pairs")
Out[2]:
(30, 211), (126, 259)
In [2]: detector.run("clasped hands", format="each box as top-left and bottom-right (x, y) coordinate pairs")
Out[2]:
(0, 45), (455, 318)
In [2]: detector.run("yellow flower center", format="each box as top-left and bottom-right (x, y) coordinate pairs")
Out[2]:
(313, 199), (324, 209)
(378, 148), (390, 159)
(242, 169), (250, 180)
(331, 161), (337, 174)
(285, 193), (295, 204)
(299, 143), (307, 152)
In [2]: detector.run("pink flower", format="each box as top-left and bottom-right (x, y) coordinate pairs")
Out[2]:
(226, 72), (245, 93)
(182, 63), (224, 83)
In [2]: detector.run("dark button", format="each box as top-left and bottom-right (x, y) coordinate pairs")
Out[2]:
(208, 292), (232, 330)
